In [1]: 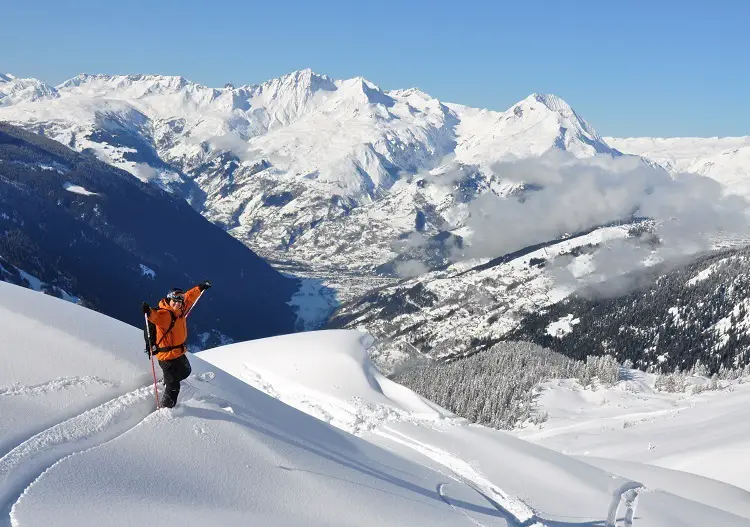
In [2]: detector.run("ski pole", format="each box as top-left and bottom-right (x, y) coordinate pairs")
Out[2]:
(184, 289), (205, 319)
(144, 313), (161, 409)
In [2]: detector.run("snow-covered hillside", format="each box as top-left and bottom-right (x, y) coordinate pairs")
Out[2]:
(515, 369), (750, 494)
(0, 281), (497, 526)
(511, 246), (750, 374)
(0, 70), (628, 278)
(198, 327), (750, 525)
(607, 136), (750, 197)
(4, 278), (750, 525)
(329, 220), (665, 368)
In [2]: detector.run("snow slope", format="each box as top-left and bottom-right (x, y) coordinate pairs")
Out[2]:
(0, 281), (510, 527)
(607, 136), (750, 197)
(516, 370), (750, 494)
(199, 330), (750, 526)
(4, 280), (749, 525)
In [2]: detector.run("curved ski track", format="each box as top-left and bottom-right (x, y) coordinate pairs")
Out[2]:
(0, 382), (159, 527)
(438, 482), (513, 527)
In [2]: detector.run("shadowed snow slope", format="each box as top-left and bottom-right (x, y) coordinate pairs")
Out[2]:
(198, 330), (750, 526)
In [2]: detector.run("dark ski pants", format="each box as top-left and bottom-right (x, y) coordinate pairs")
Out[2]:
(158, 354), (191, 408)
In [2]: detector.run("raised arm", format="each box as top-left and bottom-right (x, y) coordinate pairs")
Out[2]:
(183, 280), (211, 314)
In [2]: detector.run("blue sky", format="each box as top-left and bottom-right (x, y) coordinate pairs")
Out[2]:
(3, 0), (748, 137)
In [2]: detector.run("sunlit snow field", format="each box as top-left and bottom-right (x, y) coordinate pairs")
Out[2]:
(2, 281), (750, 526)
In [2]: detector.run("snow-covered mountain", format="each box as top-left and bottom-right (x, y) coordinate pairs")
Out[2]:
(4, 281), (749, 526)
(328, 220), (648, 370)
(607, 136), (750, 197)
(0, 73), (58, 106)
(3, 69), (748, 341)
(452, 93), (619, 164)
(330, 220), (750, 379)
(0, 70), (628, 280)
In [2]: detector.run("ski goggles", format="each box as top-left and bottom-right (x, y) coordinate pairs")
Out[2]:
(167, 291), (185, 302)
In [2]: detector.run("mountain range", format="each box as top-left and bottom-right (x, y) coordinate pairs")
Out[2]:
(0, 70), (634, 282)
(1, 69), (748, 351)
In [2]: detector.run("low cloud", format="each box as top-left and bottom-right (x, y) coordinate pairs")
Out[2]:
(209, 133), (252, 158)
(462, 151), (749, 260)
(133, 163), (159, 182)
(394, 259), (430, 278)
(456, 151), (750, 295)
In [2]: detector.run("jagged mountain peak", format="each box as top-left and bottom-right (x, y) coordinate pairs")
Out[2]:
(253, 69), (336, 95)
(388, 87), (434, 101)
(511, 93), (598, 135)
(250, 70), (393, 107)
(451, 91), (615, 163)
(523, 93), (574, 112)
(335, 76), (393, 108)
(57, 73), (204, 98)
(0, 73), (59, 106)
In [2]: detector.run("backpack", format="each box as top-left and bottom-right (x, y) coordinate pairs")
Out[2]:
(144, 308), (177, 356)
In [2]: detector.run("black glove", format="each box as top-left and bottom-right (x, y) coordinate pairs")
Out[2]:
(198, 280), (212, 291)
(141, 302), (151, 315)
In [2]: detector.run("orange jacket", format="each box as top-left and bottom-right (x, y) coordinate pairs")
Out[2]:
(147, 285), (202, 361)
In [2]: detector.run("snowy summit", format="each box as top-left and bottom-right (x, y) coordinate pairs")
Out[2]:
(0, 69), (626, 276)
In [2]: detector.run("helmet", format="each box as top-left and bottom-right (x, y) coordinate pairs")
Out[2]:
(166, 288), (185, 302)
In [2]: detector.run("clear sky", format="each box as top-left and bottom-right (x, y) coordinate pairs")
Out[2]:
(2, 0), (748, 137)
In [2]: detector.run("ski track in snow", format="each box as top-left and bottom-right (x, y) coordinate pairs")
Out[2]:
(606, 482), (644, 527)
(437, 482), (509, 527)
(376, 427), (541, 526)
(0, 383), (159, 527)
(0, 376), (117, 397)
(236, 367), (654, 527)
(233, 366), (547, 525)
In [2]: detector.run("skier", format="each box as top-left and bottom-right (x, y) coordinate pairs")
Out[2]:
(142, 281), (211, 408)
